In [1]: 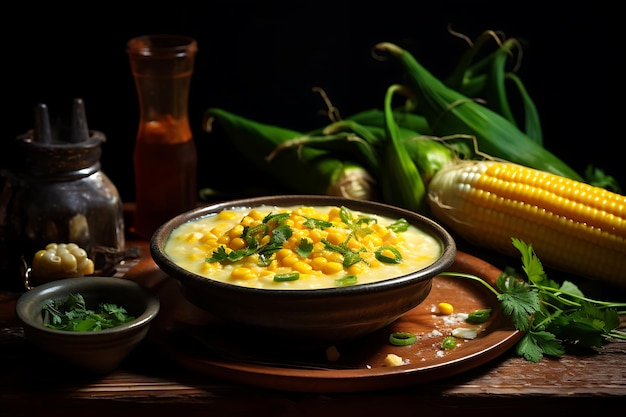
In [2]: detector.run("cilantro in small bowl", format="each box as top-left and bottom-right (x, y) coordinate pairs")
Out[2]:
(42, 293), (136, 332)
(16, 276), (160, 374)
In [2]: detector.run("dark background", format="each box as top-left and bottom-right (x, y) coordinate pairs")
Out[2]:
(3, 1), (621, 202)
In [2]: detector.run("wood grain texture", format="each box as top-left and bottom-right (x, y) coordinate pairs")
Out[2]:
(1, 240), (624, 416)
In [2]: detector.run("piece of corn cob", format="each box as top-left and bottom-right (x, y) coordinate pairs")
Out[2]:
(427, 160), (626, 287)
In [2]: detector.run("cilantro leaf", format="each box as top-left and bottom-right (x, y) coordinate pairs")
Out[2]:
(295, 238), (313, 258)
(303, 217), (333, 229)
(441, 237), (626, 362)
(516, 331), (565, 362)
(42, 293), (134, 332)
(496, 274), (540, 332)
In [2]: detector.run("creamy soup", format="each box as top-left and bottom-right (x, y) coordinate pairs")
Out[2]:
(164, 205), (442, 289)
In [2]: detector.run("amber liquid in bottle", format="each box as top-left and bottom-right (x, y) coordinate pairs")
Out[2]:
(132, 116), (197, 238)
(127, 35), (199, 240)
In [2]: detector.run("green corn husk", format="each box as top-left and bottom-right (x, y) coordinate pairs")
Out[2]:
(504, 72), (543, 145)
(271, 117), (455, 187)
(461, 36), (544, 145)
(374, 42), (583, 181)
(270, 121), (381, 174)
(202, 108), (377, 200)
(346, 108), (432, 134)
(379, 84), (428, 213)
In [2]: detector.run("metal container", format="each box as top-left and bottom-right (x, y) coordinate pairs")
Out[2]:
(0, 99), (125, 290)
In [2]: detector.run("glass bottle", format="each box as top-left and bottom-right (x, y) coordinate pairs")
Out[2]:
(126, 35), (198, 240)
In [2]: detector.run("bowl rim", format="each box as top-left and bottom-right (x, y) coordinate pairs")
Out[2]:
(15, 276), (161, 336)
(150, 194), (456, 296)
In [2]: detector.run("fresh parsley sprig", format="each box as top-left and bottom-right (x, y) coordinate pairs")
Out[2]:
(441, 238), (626, 362)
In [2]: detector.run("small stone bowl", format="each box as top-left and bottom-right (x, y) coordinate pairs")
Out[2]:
(15, 276), (160, 374)
(150, 195), (456, 345)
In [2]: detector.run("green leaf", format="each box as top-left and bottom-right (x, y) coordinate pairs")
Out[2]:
(303, 217), (333, 229)
(510, 238), (547, 285)
(515, 333), (544, 363)
(496, 274), (540, 332)
(295, 238), (313, 258)
(531, 330), (566, 357)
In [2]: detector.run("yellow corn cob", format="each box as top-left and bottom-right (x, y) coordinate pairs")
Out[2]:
(427, 160), (626, 287)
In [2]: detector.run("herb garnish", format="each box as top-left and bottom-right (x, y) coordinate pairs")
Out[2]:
(207, 206), (408, 273)
(42, 293), (135, 332)
(441, 238), (626, 362)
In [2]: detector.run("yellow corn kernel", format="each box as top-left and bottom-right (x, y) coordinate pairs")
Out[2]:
(384, 353), (404, 367)
(325, 230), (345, 245)
(361, 233), (383, 248)
(326, 251), (344, 263)
(347, 262), (366, 276)
(367, 257), (383, 269)
(437, 302), (454, 315)
(247, 209), (265, 221)
(292, 261), (313, 274)
(183, 232), (202, 243)
(229, 237), (247, 250)
(239, 216), (253, 227)
(187, 251), (207, 261)
(229, 224), (245, 238)
(310, 257), (328, 271)
(322, 261), (344, 275)
(200, 262), (214, 274)
(260, 235), (271, 245)
(280, 253), (299, 267)
(371, 223), (388, 236)
(199, 233), (217, 244)
(211, 225), (226, 237)
(308, 229), (324, 243)
(328, 206), (341, 219)
(346, 238), (362, 251)
(325, 345), (341, 362)
(266, 260), (277, 271)
(217, 234), (230, 245)
(275, 248), (293, 260)
(231, 267), (255, 280)
(217, 210), (238, 220)
(427, 161), (626, 286)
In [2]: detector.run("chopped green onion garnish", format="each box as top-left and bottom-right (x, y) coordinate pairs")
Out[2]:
(389, 331), (417, 346)
(334, 275), (358, 286)
(274, 272), (300, 282)
(441, 336), (457, 350)
(465, 308), (492, 324)
(375, 245), (403, 264)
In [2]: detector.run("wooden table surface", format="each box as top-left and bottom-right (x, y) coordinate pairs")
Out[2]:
(1, 237), (625, 417)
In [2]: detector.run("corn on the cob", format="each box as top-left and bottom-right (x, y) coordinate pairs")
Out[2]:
(427, 160), (626, 287)
(202, 108), (376, 200)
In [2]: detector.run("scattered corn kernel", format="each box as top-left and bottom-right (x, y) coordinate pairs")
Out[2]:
(325, 345), (341, 362)
(384, 353), (404, 367)
(437, 302), (454, 315)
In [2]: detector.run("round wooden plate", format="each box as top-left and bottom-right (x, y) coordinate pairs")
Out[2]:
(148, 251), (521, 392)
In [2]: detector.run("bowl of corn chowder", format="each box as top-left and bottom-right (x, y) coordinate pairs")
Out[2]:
(150, 195), (456, 344)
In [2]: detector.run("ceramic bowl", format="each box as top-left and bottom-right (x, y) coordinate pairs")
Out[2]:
(15, 276), (160, 374)
(150, 195), (456, 344)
